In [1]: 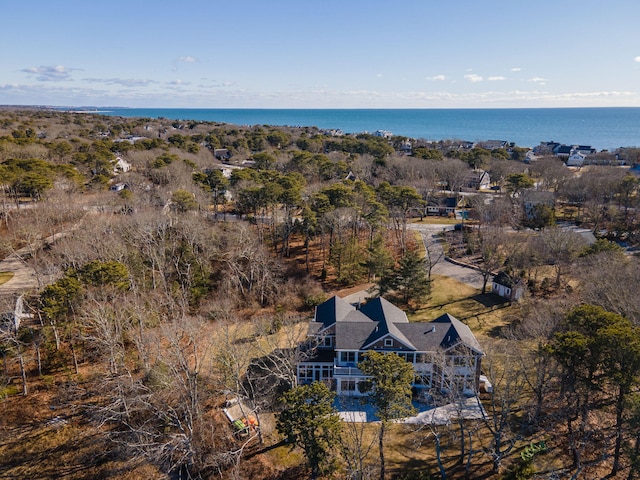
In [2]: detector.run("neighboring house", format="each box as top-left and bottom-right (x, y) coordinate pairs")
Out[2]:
(321, 129), (344, 137)
(344, 171), (357, 181)
(374, 130), (393, 138)
(399, 139), (413, 155)
(219, 167), (234, 179)
(575, 145), (596, 155)
(566, 152), (586, 167)
(521, 190), (555, 219)
(205, 164), (244, 179)
(534, 141), (560, 156)
(463, 169), (491, 190)
(553, 144), (573, 157)
(524, 150), (537, 163)
(110, 182), (127, 192)
(114, 156), (131, 174)
(492, 272), (526, 302)
(554, 144), (595, 160)
(297, 296), (484, 397)
(213, 148), (231, 161)
(425, 197), (457, 216)
(477, 140), (508, 150)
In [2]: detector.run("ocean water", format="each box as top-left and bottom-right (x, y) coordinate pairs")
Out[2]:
(97, 107), (640, 151)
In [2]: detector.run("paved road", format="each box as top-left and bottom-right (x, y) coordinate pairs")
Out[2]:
(407, 222), (486, 290)
(0, 217), (87, 297)
(0, 249), (38, 296)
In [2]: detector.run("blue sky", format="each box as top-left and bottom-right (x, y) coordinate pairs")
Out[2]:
(2, 0), (640, 108)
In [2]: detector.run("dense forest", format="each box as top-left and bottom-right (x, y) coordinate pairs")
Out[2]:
(1, 107), (640, 479)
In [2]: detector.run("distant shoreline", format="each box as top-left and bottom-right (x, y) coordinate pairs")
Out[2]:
(2, 105), (639, 150)
(98, 106), (640, 151)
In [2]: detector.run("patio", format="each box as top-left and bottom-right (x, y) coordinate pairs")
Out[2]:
(334, 396), (486, 425)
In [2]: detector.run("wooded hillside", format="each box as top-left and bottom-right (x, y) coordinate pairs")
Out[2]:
(1, 108), (640, 479)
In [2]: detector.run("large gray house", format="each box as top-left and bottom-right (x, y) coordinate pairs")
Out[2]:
(297, 295), (484, 397)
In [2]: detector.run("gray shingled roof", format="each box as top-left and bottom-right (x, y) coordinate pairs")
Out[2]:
(340, 310), (376, 323)
(493, 271), (516, 288)
(314, 295), (355, 328)
(358, 297), (415, 350)
(335, 322), (382, 350)
(430, 313), (484, 354)
(359, 296), (408, 323)
(314, 296), (483, 355)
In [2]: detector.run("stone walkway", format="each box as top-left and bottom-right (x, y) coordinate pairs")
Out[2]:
(402, 396), (486, 425)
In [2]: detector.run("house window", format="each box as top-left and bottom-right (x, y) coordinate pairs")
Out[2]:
(298, 366), (314, 382)
(397, 352), (415, 363)
(384, 338), (394, 347)
(321, 336), (333, 347)
(321, 365), (333, 379)
(416, 353), (431, 364)
(340, 351), (357, 365)
(341, 380), (356, 392)
(450, 356), (469, 367)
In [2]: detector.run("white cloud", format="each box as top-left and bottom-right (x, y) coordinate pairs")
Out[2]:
(172, 56), (198, 72)
(22, 65), (75, 82)
(376, 73), (383, 78)
(488, 76), (505, 81)
(549, 90), (634, 99)
(528, 77), (547, 85)
(2, 78), (638, 109)
(511, 67), (521, 72)
(426, 75), (446, 81)
(634, 56), (640, 62)
(464, 74), (483, 83)
(84, 77), (156, 87)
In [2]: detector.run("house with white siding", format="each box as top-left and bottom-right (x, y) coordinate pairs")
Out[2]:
(492, 271), (526, 302)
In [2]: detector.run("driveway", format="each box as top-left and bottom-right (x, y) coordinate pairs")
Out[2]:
(407, 222), (486, 290)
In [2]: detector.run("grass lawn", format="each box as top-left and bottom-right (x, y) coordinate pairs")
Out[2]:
(410, 274), (513, 338)
(410, 217), (459, 225)
(0, 271), (14, 285)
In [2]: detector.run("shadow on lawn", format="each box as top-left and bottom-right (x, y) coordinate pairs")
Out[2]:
(470, 293), (509, 308)
(430, 292), (508, 310)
